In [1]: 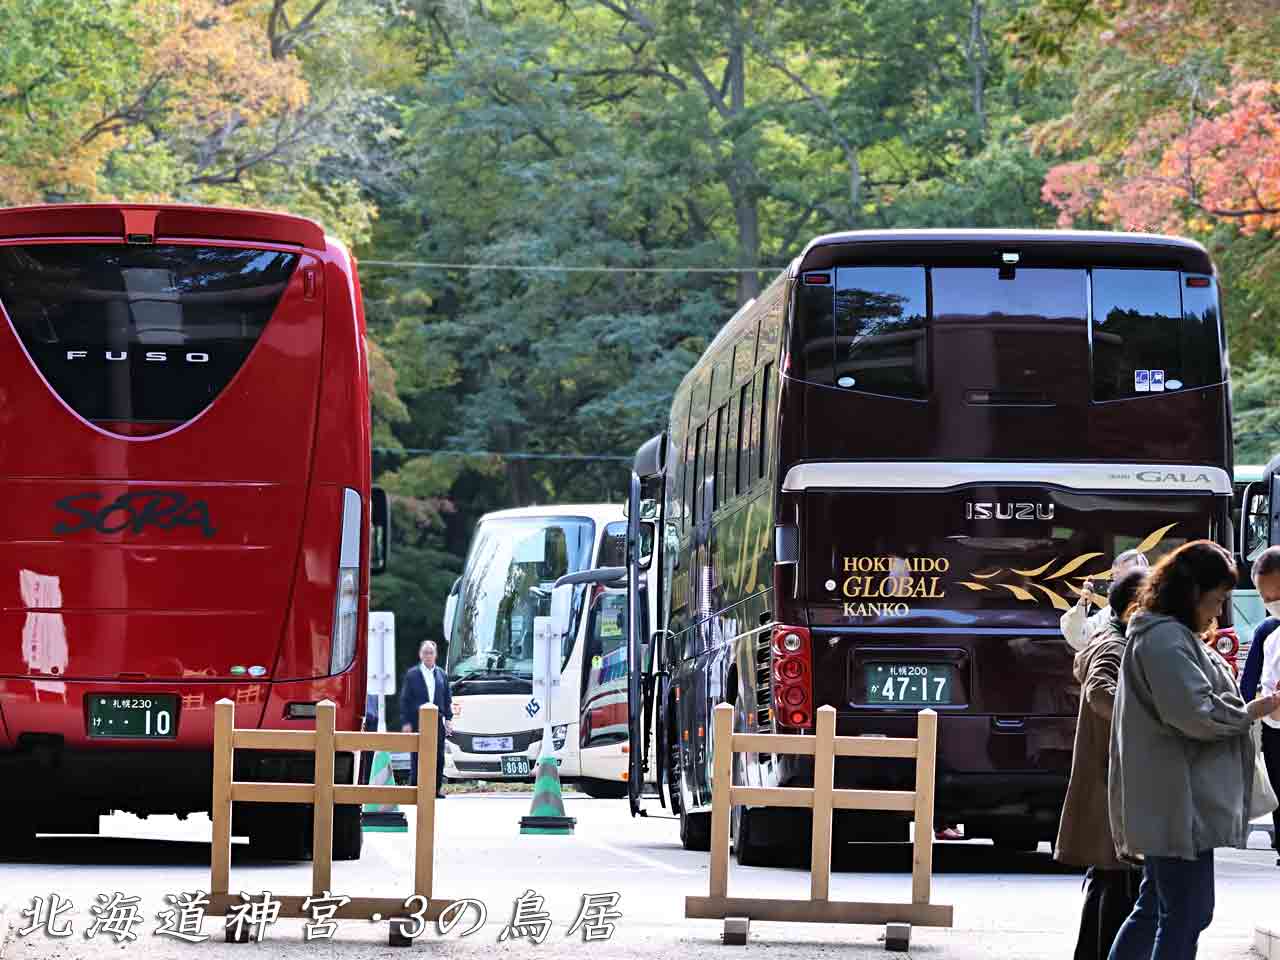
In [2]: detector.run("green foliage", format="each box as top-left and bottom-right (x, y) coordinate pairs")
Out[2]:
(7, 0), (1278, 670)
(1233, 354), (1280, 465)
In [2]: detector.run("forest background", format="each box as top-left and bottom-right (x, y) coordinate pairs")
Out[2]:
(3, 0), (1278, 687)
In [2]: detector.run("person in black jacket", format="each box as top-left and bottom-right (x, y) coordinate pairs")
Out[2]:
(399, 641), (453, 797)
(1240, 545), (1280, 865)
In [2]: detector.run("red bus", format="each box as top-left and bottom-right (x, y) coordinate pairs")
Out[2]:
(0, 204), (387, 860)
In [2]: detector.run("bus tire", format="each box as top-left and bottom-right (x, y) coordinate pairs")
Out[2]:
(735, 806), (807, 868)
(247, 805), (310, 860)
(579, 779), (627, 800)
(733, 806), (778, 867)
(0, 817), (35, 859)
(991, 831), (1041, 854)
(333, 804), (363, 860)
(680, 808), (711, 851)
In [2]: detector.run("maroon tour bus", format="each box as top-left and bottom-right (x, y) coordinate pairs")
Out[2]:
(619, 230), (1232, 863)
(0, 204), (388, 860)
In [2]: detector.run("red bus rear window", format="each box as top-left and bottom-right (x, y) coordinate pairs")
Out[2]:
(0, 244), (298, 433)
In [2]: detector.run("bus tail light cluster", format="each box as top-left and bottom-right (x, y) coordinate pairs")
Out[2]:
(771, 625), (813, 729)
(330, 489), (362, 675)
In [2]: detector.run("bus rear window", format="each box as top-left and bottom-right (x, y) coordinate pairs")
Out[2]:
(833, 266), (927, 398)
(0, 244), (298, 433)
(1091, 269), (1223, 401)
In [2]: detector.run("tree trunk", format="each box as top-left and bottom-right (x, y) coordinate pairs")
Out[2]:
(967, 0), (988, 139)
(728, 22), (760, 306)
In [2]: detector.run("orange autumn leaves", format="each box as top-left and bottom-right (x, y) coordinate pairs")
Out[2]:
(1038, 0), (1280, 235)
(1044, 78), (1280, 235)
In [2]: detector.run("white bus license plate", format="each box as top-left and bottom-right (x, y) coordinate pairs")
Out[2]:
(472, 736), (513, 752)
(501, 755), (531, 777)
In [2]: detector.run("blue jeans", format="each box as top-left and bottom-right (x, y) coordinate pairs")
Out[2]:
(1108, 851), (1215, 960)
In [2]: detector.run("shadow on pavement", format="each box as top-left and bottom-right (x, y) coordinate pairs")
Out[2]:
(0, 835), (311, 868)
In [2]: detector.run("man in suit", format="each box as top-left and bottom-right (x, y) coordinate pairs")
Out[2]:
(400, 640), (453, 798)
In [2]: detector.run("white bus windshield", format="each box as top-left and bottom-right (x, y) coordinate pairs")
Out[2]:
(446, 515), (595, 683)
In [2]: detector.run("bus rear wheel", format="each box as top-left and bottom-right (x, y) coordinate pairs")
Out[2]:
(680, 807), (711, 851)
(0, 815), (35, 859)
(991, 830), (1042, 854)
(579, 779), (627, 800)
(247, 805), (310, 860)
(333, 804), (363, 860)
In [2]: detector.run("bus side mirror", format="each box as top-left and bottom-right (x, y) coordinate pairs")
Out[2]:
(442, 576), (460, 646)
(548, 583), (575, 646)
(370, 486), (390, 574)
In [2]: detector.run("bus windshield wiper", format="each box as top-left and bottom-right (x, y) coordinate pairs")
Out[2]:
(453, 670), (528, 683)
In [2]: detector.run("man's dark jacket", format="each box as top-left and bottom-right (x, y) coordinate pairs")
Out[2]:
(399, 664), (452, 731)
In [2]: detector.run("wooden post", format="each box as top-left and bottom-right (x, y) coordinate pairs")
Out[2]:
(312, 700), (336, 895)
(911, 709), (938, 906)
(709, 702), (734, 900)
(810, 706), (836, 902)
(415, 704), (438, 900)
(211, 699), (234, 896)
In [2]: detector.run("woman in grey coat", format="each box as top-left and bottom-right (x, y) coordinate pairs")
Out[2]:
(1108, 541), (1280, 960)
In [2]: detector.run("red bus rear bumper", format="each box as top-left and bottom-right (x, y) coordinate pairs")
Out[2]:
(0, 673), (361, 821)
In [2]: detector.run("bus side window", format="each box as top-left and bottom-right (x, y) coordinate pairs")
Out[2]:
(758, 363), (773, 480)
(721, 400), (737, 507)
(712, 405), (724, 510)
(691, 425), (704, 529)
(736, 381), (751, 495)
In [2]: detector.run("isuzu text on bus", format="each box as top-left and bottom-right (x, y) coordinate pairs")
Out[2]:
(0, 204), (387, 861)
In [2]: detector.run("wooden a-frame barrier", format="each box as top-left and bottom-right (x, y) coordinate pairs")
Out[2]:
(208, 698), (448, 942)
(685, 703), (953, 950)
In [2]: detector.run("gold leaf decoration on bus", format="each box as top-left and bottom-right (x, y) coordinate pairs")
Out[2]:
(1010, 558), (1057, 577)
(1029, 584), (1072, 611)
(998, 583), (1036, 602)
(973, 524), (1178, 611)
(1134, 523), (1179, 554)
(1045, 552), (1105, 580)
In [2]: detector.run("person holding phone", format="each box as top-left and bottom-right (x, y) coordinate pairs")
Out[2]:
(1107, 542), (1280, 959)
(1240, 545), (1280, 866)
(1061, 549), (1150, 651)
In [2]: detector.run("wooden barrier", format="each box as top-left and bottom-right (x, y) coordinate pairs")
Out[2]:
(209, 698), (448, 944)
(685, 703), (952, 950)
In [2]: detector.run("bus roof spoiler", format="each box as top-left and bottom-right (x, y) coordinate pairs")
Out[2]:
(0, 203), (327, 250)
(633, 433), (666, 480)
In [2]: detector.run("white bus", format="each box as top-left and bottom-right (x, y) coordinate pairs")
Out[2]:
(441, 504), (653, 797)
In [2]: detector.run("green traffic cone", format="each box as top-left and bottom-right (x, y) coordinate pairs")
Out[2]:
(361, 750), (408, 832)
(519, 756), (576, 835)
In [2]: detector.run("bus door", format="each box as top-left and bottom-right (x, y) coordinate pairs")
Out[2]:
(627, 438), (665, 816)
(580, 589), (629, 755)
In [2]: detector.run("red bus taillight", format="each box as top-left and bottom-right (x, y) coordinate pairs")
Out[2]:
(771, 625), (812, 729)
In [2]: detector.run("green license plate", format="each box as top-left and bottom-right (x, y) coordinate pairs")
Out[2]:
(501, 755), (531, 777)
(87, 694), (179, 739)
(863, 663), (955, 705)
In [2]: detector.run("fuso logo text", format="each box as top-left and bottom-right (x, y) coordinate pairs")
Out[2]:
(65, 350), (211, 363)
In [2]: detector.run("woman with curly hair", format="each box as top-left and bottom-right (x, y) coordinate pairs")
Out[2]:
(1108, 541), (1280, 959)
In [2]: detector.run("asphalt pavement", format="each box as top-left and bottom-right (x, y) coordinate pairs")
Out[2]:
(0, 793), (1274, 959)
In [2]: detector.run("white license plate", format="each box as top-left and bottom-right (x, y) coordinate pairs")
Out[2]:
(501, 755), (531, 777)
(473, 736), (513, 752)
